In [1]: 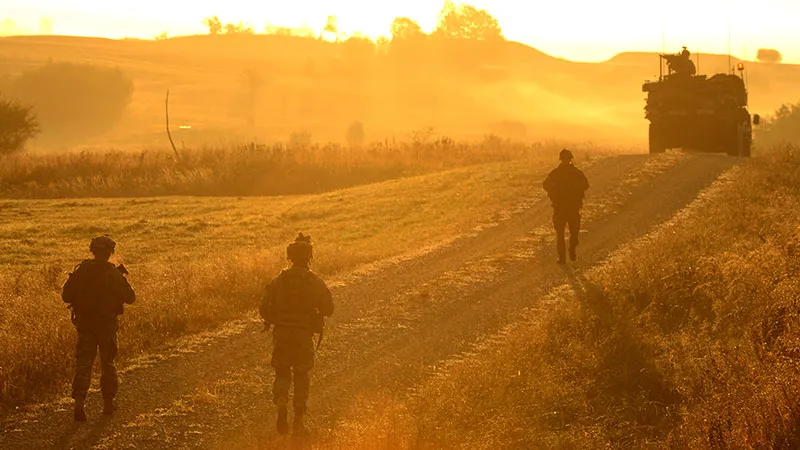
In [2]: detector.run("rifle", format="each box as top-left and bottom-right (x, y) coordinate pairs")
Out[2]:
(117, 263), (129, 276)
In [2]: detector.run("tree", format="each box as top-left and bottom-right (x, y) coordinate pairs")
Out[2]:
(38, 17), (54, 34)
(755, 102), (800, 145)
(0, 97), (39, 155)
(323, 15), (339, 41)
(346, 121), (365, 147)
(240, 67), (263, 127)
(756, 48), (782, 64)
(9, 61), (133, 146)
(225, 22), (254, 35)
(203, 16), (223, 35)
(154, 31), (169, 40)
(434, 1), (503, 40)
(390, 17), (425, 41)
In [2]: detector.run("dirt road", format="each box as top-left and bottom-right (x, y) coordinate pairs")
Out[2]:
(0, 152), (736, 449)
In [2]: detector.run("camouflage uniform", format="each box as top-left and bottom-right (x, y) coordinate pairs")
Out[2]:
(260, 234), (333, 435)
(62, 236), (135, 420)
(543, 150), (590, 263)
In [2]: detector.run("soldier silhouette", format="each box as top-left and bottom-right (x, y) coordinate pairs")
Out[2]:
(62, 235), (135, 421)
(543, 150), (590, 264)
(260, 233), (334, 436)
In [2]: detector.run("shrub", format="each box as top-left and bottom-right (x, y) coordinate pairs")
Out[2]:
(10, 61), (133, 146)
(0, 96), (39, 155)
(755, 101), (800, 146)
(346, 121), (365, 147)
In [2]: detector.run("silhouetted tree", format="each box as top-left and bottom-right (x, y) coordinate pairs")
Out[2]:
(756, 102), (800, 145)
(240, 67), (263, 127)
(154, 31), (168, 40)
(38, 17), (54, 34)
(323, 16), (339, 41)
(203, 16), (223, 35)
(433, 1), (503, 40)
(391, 17), (425, 41)
(225, 22), (254, 35)
(346, 121), (365, 147)
(9, 61), (133, 146)
(0, 97), (39, 155)
(756, 48), (783, 64)
(375, 36), (390, 55)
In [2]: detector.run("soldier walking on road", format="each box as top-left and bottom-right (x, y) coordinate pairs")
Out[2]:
(260, 233), (334, 436)
(62, 235), (135, 421)
(543, 149), (590, 264)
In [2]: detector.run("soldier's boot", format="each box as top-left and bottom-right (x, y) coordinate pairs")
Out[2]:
(276, 406), (289, 435)
(569, 246), (577, 262)
(103, 397), (117, 415)
(74, 396), (87, 422)
(292, 410), (309, 437)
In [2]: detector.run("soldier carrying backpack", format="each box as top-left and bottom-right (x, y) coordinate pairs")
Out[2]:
(62, 235), (135, 421)
(260, 233), (334, 436)
(543, 149), (590, 264)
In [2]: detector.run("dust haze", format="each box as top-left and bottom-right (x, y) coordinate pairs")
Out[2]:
(1, 11), (798, 151)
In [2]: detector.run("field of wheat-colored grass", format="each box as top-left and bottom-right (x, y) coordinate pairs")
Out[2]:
(0, 140), (583, 198)
(0, 145), (611, 410)
(327, 145), (800, 449)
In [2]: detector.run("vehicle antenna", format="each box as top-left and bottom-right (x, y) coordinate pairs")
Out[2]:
(660, 24), (665, 80)
(697, 51), (701, 75)
(727, 0), (732, 73)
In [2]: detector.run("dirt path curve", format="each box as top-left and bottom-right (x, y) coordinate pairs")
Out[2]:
(0, 153), (736, 450)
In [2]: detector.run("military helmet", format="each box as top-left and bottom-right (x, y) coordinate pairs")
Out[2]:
(89, 235), (116, 254)
(287, 233), (313, 262)
(559, 149), (574, 161)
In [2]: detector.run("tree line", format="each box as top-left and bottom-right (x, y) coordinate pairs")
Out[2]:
(202, 0), (503, 42)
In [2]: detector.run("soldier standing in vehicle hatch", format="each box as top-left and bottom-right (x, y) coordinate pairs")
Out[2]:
(260, 233), (334, 436)
(543, 149), (590, 264)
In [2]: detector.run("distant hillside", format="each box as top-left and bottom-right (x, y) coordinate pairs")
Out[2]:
(0, 35), (798, 150)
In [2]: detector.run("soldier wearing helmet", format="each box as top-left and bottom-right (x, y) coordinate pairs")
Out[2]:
(543, 149), (590, 264)
(62, 235), (135, 421)
(260, 233), (334, 436)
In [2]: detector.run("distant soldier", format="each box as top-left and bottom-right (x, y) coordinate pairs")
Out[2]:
(260, 233), (334, 436)
(543, 149), (590, 264)
(663, 47), (697, 76)
(62, 235), (135, 421)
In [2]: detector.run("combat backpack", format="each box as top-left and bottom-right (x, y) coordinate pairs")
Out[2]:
(270, 269), (326, 349)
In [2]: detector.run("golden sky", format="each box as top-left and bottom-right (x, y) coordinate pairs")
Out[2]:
(2, 0), (799, 63)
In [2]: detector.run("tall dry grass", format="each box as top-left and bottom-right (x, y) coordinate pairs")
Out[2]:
(334, 145), (800, 448)
(0, 148), (576, 412)
(0, 139), (560, 198)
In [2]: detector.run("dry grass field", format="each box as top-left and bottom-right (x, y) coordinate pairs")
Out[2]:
(0, 140), (571, 198)
(328, 145), (800, 449)
(0, 148), (602, 409)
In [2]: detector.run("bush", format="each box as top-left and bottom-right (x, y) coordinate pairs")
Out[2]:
(10, 61), (133, 146)
(755, 101), (800, 146)
(0, 97), (39, 155)
(346, 121), (365, 147)
(756, 48), (783, 64)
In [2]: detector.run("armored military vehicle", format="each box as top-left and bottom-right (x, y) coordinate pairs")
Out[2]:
(642, 47), (759, 157)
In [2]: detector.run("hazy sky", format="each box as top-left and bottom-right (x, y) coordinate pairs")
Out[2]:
(2, 0), (799, 63)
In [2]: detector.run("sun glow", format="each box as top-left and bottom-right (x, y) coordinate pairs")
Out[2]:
(1, 0), (799, 63)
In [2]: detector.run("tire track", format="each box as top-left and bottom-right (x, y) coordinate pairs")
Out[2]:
(0, 153), (734, 449)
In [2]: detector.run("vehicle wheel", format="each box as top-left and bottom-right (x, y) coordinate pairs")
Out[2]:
(649, 123), (666, 154)
(726, 123), (742, 157)
(727, 122), (751, 157)
(741, 122), (752, 158)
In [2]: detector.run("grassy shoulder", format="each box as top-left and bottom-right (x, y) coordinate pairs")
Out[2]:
(336, 145), (800, 448)
(0, 154), (577, 410)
